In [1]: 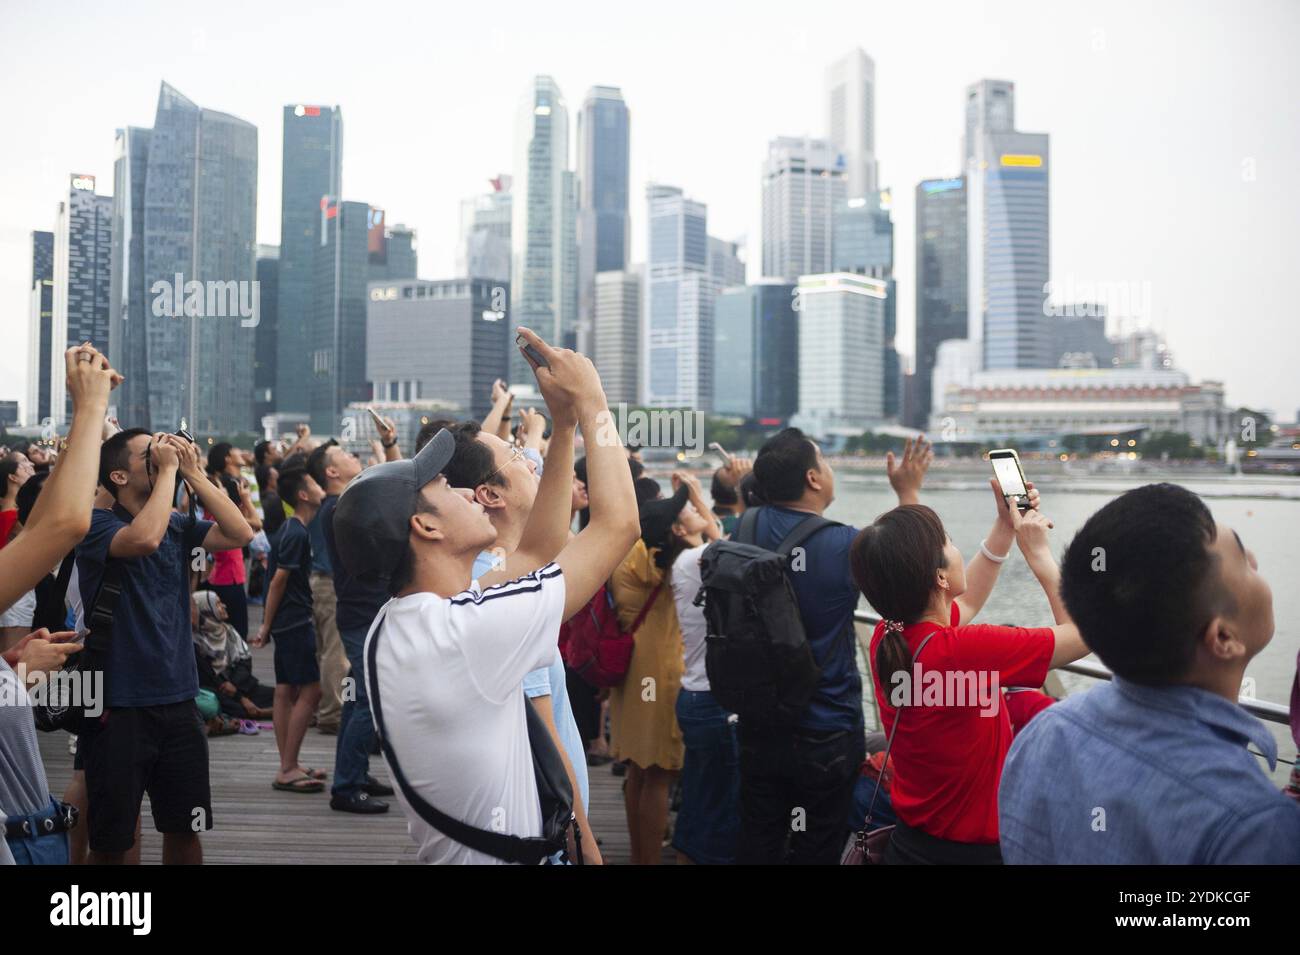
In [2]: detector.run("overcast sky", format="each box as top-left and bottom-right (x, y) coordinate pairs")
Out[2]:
(3, 0), (1297, 418)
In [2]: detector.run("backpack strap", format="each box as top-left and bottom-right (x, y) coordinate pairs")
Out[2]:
(775, 514), (840, 559)
(861, 629), (938, 830)
(736, 506), (761, 545)
(627, 581), (665, 637)
(365, 607), (565, 865)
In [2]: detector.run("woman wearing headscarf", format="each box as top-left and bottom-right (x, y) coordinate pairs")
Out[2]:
(192, 590), (273, 720)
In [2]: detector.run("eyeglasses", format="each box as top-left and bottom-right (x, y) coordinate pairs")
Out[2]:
(484, 444), (525, 484)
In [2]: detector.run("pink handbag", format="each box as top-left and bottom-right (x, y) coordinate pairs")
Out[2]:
(841, 630), (936, 865)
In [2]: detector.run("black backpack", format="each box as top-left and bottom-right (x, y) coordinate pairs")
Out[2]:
(696, 507), (841, 727)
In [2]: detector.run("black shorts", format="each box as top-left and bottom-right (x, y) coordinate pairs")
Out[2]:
(78, 700), (213, 853)
(273, 622), (320, 686)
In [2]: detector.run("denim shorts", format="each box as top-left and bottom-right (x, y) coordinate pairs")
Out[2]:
(672, 689), (740, 865)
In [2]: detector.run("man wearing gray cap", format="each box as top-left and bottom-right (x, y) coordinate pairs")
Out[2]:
(331, 328), (639, 864)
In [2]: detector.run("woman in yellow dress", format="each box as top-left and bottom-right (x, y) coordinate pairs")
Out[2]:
(608, 481), (712, 864)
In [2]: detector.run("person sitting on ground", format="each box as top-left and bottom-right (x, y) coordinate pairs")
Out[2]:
(851, 483), (1090, 865)
(192, 591), (273, 721)
(331, 327), (639, 864)
(998, 483), (1300, 864)
(252, 466), (325, 794)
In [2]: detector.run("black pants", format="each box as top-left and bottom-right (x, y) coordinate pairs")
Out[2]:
(565, 664), (602, 746)
(737, 724), (865, 865)
(883, 818), (1003, 865)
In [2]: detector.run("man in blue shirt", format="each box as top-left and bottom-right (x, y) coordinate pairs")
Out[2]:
(76, 428), (253, 864)
(999, 483), (1300, 863)
(740, 428), (929, 864)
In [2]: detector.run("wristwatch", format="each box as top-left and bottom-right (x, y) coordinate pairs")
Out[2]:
(381, 437), (397, 448)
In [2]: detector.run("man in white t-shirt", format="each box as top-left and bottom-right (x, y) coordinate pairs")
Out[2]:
(332, 327), (638, 864)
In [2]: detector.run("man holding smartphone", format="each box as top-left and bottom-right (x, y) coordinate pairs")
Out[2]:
(76, 429), (254, 863)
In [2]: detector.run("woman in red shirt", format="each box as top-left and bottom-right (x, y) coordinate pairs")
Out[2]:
(850, 481), (1089, 864)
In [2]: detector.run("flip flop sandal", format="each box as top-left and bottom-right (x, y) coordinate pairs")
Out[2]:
(299, 767), (328, 780)
(238, 720), (260, 735)
(272, 774), (324, 793)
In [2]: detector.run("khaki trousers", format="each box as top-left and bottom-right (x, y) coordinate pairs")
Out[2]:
(310, 571), (349, 731)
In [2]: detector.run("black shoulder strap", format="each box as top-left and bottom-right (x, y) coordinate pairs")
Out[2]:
(775, 514), (840, 559)
(51, 550), (77, 606)
(365, 607), (561, 865)
(736, 506), (760, 545)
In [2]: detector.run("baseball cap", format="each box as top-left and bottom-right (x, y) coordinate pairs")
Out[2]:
(331, 428), (455, 581)
(638, 483), (690, 554)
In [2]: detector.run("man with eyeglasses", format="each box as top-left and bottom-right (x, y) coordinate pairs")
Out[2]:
(75, 428), (254, 863)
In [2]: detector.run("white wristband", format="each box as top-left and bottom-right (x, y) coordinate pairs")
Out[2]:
(980, 539), (1010, 563)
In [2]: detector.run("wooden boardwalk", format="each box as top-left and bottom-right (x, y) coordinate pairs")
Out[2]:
(36, 603), (662, 865)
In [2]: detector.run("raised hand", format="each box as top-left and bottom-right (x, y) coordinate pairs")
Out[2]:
(517, 327), (601, 428)
(64, 343), (121, 414)
(887, 435), (933, 505)
(991, 478), (1048, 530)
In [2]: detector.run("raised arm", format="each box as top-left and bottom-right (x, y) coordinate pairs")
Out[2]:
(673, 470), (722, 542)
(169, 437), (253, 552)
(107, 434), (179, 558)
(512, 329), (638, 621)
(886, 435), (932, 507)
(0, 345), (118, 611)
(1015, 507), (1090, 668)
(955, 479), (1041, 624)
(482, 379), (514, 442)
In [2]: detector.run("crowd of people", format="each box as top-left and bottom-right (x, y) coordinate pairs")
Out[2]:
(1, 334), (1298, 865)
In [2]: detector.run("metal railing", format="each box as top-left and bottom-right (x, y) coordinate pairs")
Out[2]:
(853, 610), (1291, 726)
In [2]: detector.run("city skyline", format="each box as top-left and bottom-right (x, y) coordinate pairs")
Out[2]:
(2, 0), (1298, 418)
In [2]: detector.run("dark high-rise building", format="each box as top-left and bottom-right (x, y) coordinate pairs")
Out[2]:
(26, 231), (54, 426)
(577, 87), (630, 351)
(1051, 304), (1113, 367)
(713, 281), (798, 422)
(254, 245), (279, 428)
(110, 126), (152, 427)
(367, 278), (510, 421)
(310, 200), (371, 433)
(109, 84), (258, 435)
(914, 177), (968, 428)
(833, 191), (898, 418)
(369, 219), (417, 282)
(278, 103), (342, 418)
(52, 176), (113, 423)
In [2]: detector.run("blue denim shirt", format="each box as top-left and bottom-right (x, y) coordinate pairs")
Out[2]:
(999, 677), (1300, 864)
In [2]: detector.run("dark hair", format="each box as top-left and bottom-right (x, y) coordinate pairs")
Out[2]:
(849, 505), (949, 687)
(629, 457), (645, 481)
(99, 428), (150, 499)
(281, 451), (308, 473)
(0, 455), (25, 495)
(441, 422), (506, 491)
(277, 466), (312, 511)
(306, 441), (335, 490)
(254, 464), (275, 494)
(1061, 483), (1227, 685)
(207, 442), (233, 475)
(253, 440), (273, 466)
(739, 472), (765, 508)
(634, 476), (662, 506)
(416, 418), (456, 453)
(15, 470), (48, 524)
(711, 469), (739, 510)
(262, 492), (286, 537)
(754, 428), (819, 504)
(388, 495), (439, 595)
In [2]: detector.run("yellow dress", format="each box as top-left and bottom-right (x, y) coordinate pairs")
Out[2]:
(608, 540), (685, 771)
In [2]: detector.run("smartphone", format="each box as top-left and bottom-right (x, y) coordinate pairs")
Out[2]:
(989, 448), (1032, 512)
(365, 406), (387, 431)
(708, 441), (731, 461)
(515, 333), (550, 369)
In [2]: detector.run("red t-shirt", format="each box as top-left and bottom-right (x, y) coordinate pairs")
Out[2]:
(869, 603), (1054, 845)
(0, 509), (17, 549)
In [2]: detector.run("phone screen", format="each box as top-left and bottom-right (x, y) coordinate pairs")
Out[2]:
(991, 455), (1027, 497)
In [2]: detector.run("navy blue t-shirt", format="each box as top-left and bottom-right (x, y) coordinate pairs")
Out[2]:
(752, 505), (862, 732)
(320, 493), (390, 635)
(76, 506), (213, 708)
(307, 507), (333, 575)
(267, 517), (314, 634)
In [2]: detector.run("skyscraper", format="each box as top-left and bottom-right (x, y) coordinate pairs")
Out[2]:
(512, 76), (573, 376)
(107, 85), (258, 434)
(708, 237), (746, 290)
(761, 137), (846, 280)
(52, 175), (112, 424)
(593, 269), (641, 407)
(914, 177), (968, 427)
(277, 103), (342, 419)
(577, 87), (630, 354)
(825, 48), (878, 198)
(964, 80), (1051, 369)
(25, 231), (54, 426)
(834, 190), (899, 418)
(644, 184), (712, 410)
(253, 245), (279, 429)
(368, 217), (418, 282)
(713, 280), (798, 422)
(458, 176), (512, 281)
(310, 200), (372, 433)
(109, 126), (152, 426)
(794, 273), (887, 435)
